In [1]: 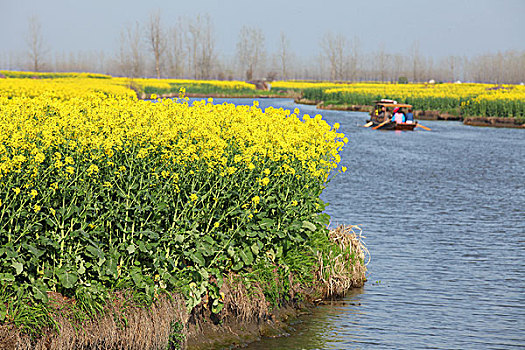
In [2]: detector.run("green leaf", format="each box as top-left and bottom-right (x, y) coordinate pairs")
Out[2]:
(203, 235), (215, 245)
(126, 244), (136, 254)
(0, 304), (6, 322)
(0, 273), (15, 282)
(32, 283), (49, 303)
(276, 245), (283, 258)
(260, 218), (274, 229)
(247, 230), (258, 237)
(302, 220), (317, 232)
(315, 213), (331, 226)
(105, 258), (118, 277)
(138, 240), (148, 252)
(212, 300), (224, 314)
(130, 268), (144, 286)
(24, 244), (44, 258)
(232, 261), (244, 271)
(12, 261), (23, 275)
(250, 242), (260, 256)
(190, 252), (205, 266)
(146, 230), (159, 240)
(78, 262), (86, 275)
(86, 245), (104, 260)
(239, 248), (253, 266)
(57, 269), (78, 289)
(199, 268), (209, 281)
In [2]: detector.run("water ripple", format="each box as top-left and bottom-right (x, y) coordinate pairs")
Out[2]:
(219, 100), (525, 350)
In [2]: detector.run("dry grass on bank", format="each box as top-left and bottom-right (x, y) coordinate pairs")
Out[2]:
(0, 293), (189, 350)
(0, 225), (367, 350)
(316, 225), (369, 298)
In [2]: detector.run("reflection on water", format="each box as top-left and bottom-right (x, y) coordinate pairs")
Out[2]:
(191, 98), (525, 350)
(246, 289), (365, 350)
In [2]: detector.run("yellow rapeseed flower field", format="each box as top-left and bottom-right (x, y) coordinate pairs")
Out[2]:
(0, 73), (346, 314)
(277, 81), (525, 118)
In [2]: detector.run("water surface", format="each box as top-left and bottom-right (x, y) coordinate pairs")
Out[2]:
(192, 98), (525, 349)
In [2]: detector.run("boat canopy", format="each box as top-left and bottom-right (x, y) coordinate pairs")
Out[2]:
(374, 102), (412, 108)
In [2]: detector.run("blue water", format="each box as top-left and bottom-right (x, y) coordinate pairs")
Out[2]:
(191, 98), (525, 350)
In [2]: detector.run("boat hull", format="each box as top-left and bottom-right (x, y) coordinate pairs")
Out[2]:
(368, 120), (417, 131)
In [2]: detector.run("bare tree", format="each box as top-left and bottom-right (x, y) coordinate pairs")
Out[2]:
(198, 15), (215, 79)
(185, 17), (199, 78)
(347, 36), (361, 81)
(184, 15), (216, 79)
(147, 11), (166, 79)
(167, 20), (187, 78)
(236, 25), (266, 81)
(376, 43), (388, 82)
(118, 22), (144, 78)
(277, 31), (290, 79)
(410, 40), (421, 82)
(392, 54), (405, 82)
(26, 15), (47, 72)
(320, 32), (348, 81)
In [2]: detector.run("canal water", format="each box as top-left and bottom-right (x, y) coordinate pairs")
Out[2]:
(193, 98), (525, 349)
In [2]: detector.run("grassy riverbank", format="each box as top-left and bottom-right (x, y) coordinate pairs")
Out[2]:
(290, 82), (525, 127)
(1, 225), (366, 349)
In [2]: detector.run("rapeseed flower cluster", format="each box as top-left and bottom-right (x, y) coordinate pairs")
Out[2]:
(0, 85), (344, 181)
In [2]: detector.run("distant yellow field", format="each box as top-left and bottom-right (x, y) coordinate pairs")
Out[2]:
(272, 81), (525, 118)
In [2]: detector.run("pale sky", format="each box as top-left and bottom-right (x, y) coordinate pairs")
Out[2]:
(1, 0), (524, 60)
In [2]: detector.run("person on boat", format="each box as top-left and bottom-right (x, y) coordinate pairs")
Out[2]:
(405, 108), (414, 124)
(391, 107), (405, 123)
(374, 107), (381, 121)
(377, 106), (390, 122)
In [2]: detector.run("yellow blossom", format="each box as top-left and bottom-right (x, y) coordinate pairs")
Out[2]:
(35, 153), (45, 163)
(87, 164), (99, 175)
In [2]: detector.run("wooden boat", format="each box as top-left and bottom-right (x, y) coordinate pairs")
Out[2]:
(368, 100), (417, 131)
(369, 120), (417, 130)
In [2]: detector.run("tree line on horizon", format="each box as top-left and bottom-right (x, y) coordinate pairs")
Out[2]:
(2, 13), (524, 84)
